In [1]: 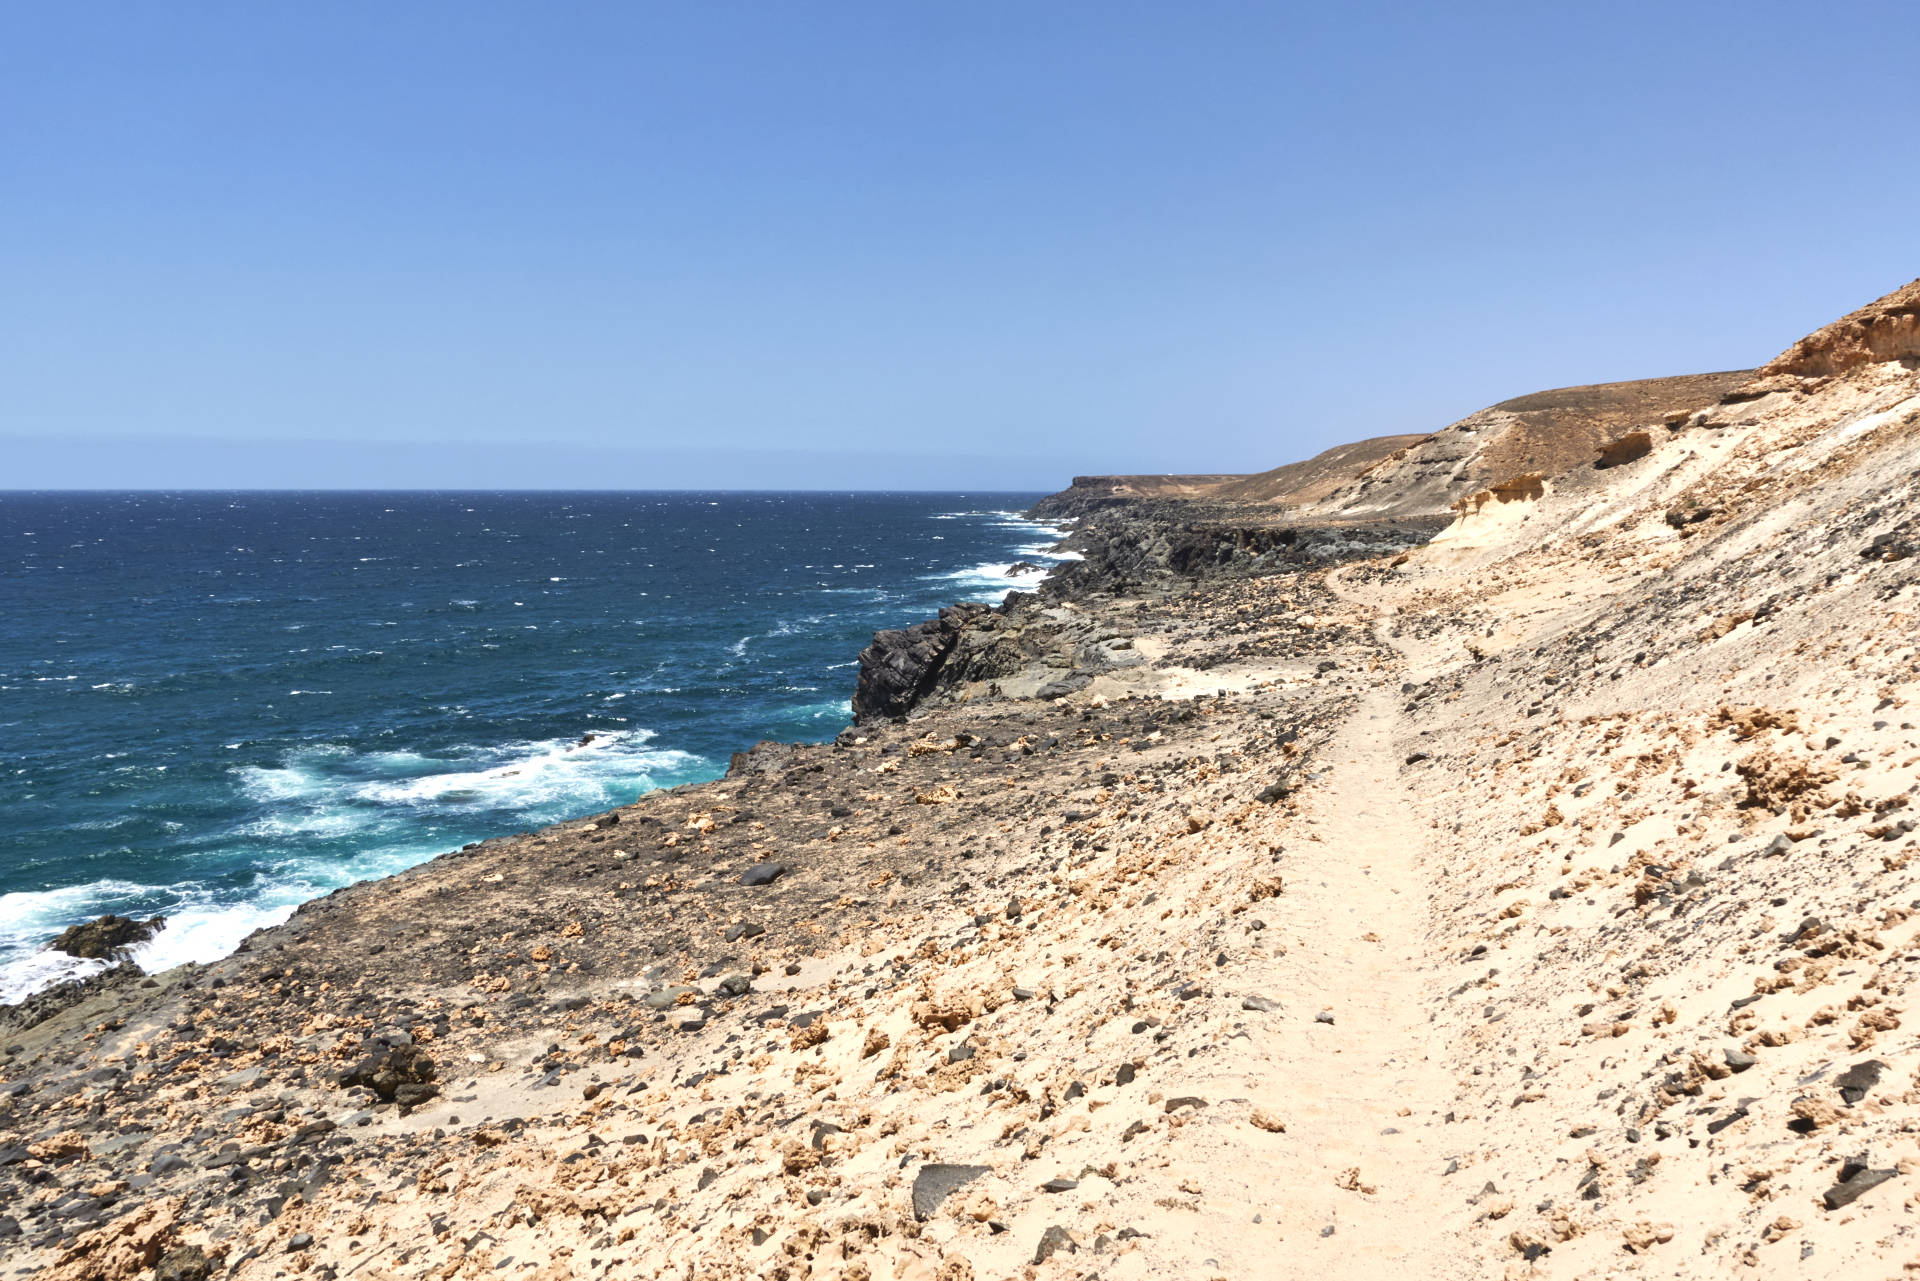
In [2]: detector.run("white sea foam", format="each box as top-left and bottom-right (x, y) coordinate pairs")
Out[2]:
(235, 730), (694, 819)
(780, 699), (854, 723)
(0, 877), (321, 1005)
(3, 728), (710, 1005)
(0, 949), (110, 1005)
(130, 898), (302, 976)
(927, 550), (1075, 602)
(359, 734), (693, 810)
(0, 878), (156, 1004)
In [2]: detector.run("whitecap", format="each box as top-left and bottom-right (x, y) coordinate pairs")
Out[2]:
(923, 560), (1058, 602)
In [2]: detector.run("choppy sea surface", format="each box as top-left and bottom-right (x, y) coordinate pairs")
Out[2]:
(0, 491), (1068, 1001)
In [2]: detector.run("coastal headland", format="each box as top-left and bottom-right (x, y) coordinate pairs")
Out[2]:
(6, 278), (1920, 1279)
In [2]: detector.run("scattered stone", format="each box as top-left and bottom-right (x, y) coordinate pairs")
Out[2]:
(740, 862), (787, 887)
(337, 1042), (437, 1109)
(911, 1163), (990, 1221)
(1621, 1221), (1675, 1253)
(154, 1245), (215, 1281)
(643, 986), (699, 1010)
(1823, 1161), (1897, 1209)
(1034, 1225), (1078, 1264)
(218, 1066), (265, 1091)
(1836, 1060), (1888, 1105)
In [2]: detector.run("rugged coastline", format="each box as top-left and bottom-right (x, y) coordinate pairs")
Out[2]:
(4, 278), (1920, 1280)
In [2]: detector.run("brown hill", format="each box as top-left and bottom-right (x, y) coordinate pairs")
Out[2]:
(1302, 370), (1754, 519)
(1208, 433), (1430, 504)
(1037, 374), (1758, 525)
(1034, 435), (1431, 518)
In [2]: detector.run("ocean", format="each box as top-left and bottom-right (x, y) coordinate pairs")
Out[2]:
(0, 491), (1066, 1002)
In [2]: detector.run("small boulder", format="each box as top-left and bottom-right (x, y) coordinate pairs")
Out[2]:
(1835, 1059), (1888, 1105)
(1034, 1225), (1078, 1264)
(1823, 1160), (1897, 1209)
(154, 1246), (214, 1281)
(643, 986), (699, 1010)
(911, 1162), (991, 1221)
(338, 1042), (437, 1111)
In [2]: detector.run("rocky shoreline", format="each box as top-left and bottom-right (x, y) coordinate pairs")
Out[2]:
(6, 278), (1920, 1280)
(0, 489), (1412, 1280)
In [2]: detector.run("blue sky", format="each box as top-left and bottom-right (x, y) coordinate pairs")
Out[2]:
(3, 2), (1916, 490)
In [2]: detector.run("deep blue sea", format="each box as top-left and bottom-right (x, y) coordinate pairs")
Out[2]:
(0, 491), (1066, 1001)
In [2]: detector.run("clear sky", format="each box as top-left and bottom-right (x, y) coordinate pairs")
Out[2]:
(4, 2), (1916, 490)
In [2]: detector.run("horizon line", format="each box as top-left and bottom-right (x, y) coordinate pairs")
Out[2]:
(0, 486), (1061, 496)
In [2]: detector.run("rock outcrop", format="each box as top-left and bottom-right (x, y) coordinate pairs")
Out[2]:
(46, 914), (164, 960)
(851, 603), (995, 722)
(1760, 276), (1920, 377)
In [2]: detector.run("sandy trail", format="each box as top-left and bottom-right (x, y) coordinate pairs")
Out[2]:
(1204, 573), (1465, 1275)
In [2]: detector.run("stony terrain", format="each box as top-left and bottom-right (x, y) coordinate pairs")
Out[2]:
(3, 277), (1919, 1280)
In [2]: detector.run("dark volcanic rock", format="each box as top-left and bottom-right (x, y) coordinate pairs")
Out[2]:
(1823, 1160), (1897, 1210)
(47, 913), (165, 960)
(338, 1042), (437, 1108)
(853, 604), (994, 723)
(912, 1163), (991, 1221)
(155, 1245), (215, 1281)
(1835, 1059), (1888, 1106)
(740, 862), (787, 887)
(1034, 1225), (1078, 1264)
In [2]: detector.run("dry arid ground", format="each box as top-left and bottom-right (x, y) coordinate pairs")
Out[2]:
(4, 278), (1920, 1281)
